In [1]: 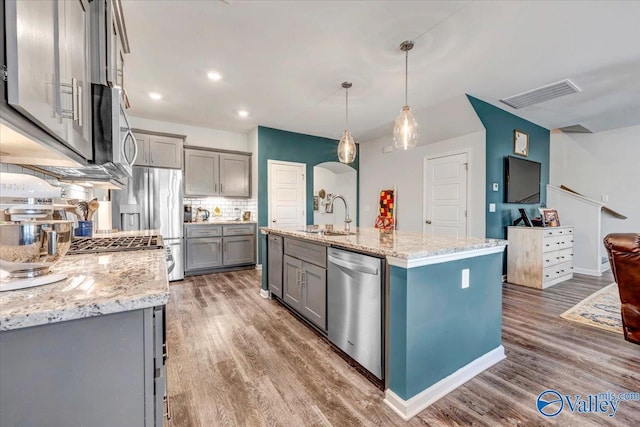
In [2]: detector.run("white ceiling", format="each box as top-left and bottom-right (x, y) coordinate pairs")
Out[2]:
(122, 0), (640, 141)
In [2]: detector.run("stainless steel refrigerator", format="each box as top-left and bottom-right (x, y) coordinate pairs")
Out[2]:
(112, 166), (184, 281)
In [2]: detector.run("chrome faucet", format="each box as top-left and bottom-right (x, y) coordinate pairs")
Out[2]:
(329, 195), (352, 232)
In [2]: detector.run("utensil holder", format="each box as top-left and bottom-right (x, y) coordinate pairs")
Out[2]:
(75, 220), (93, 237)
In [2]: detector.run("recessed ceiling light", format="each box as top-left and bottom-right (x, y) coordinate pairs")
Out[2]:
(149, 92), (162, 100)
(238, 110), (249, 118)
(207, 71), (223, 81)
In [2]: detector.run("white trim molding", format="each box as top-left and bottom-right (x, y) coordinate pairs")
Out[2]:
(259, 289), (270, 299)
(387, 245), (506, 269)
(383, 345), (505, 420)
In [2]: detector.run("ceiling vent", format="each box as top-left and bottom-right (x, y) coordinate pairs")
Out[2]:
(557, 124), (593, 133)
(500, 79), (581, 109)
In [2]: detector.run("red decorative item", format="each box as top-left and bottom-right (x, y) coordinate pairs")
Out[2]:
(375, 189), (396, 230)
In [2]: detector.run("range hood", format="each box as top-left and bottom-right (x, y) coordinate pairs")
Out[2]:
(35, 164), (127, 189)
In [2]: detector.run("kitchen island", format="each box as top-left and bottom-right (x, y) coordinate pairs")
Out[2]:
(262, 225), (507, 420)
(0, 241), (169, 427)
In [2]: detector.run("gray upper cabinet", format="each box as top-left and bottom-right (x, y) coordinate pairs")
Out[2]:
(220, 153), (250, 197)
(184, 147), (251, 198)
(133, 130), (183, 169)
(184, 149), (219, 196)
(59, 0), (92, 159)
(5, 0), (92, 160)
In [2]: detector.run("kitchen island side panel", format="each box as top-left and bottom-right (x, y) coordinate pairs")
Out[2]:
(388, 252), (503, 401)
(388, 266), (409, 398)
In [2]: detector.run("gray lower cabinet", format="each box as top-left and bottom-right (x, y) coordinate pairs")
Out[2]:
(223, 235), (256, 266)
(281, 240), (327, 331)
(268, 234), (283, 298)
(185, 236), (222, 271)
(185, 223), (256, 274)
(0, 306), (166, 427)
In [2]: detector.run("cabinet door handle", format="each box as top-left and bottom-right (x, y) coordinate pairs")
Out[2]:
(300, 271), (306, 286)
(220, 183), (223, 193)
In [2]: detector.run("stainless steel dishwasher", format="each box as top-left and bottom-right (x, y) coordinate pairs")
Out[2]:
(327, 247), (384, 379)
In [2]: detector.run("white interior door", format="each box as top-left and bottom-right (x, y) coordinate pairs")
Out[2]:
(268, 160), (306, 227)
(424, 152), (468, 237)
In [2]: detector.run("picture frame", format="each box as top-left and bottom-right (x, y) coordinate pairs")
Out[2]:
(542, 208), (560, 227)
(514, 130), (529, 157)
(313, 196), (319, 211)
(325, 193), (333, 213)
(242, 211), (251, 221)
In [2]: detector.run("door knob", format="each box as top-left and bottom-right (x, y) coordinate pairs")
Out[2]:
(425, 220), (432, 224)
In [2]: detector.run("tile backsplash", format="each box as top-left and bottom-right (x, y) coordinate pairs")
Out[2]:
(184, 197), (257, 222)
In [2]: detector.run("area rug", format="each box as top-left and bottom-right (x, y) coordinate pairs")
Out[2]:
(560, 283), (623, 334)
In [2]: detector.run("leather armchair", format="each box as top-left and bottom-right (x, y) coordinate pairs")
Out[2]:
(603, 233), (640, 344)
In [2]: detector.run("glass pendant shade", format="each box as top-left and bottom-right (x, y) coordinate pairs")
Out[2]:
(338, 130), (356, 163)
(393, 105), (418, 150)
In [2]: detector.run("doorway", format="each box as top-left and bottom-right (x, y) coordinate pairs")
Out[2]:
(268, 160), (306, 227)
(423, 152), (468, 237)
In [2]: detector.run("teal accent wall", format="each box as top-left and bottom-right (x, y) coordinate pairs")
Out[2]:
(467, 96), (550, 240)
(388, 253), (503, 400)
(258, 126), (360, 287)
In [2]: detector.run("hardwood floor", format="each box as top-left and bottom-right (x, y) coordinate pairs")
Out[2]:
(165, 271), (640, 426)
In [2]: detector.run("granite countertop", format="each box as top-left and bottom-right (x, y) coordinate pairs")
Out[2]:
(0, 248), (169, 332)
(262, 225), (507, 260)
(184, 220), (257, 225)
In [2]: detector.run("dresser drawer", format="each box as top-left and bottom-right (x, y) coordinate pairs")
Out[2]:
(557, 248), (574, 264)
(542, 227), (573, 238)
(284, 237), (327, 268)
(556, 262), (574, 277)
(186, 225), (222, 238)
(543, 251), (560, 268)
(223, 224), (256, 236)
(543, 265), (560, 283)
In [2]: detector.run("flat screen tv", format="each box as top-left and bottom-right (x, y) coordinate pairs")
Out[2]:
(505, 156), (541, 203)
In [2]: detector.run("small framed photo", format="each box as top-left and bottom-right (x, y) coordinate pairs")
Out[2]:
(514, 130), (529, 157)
(313, 196), (319, 211)
(242, 211), (251, 221)
(542, 208), (560, 227)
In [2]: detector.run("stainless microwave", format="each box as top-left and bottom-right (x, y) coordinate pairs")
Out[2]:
(91, 84), (138, 177)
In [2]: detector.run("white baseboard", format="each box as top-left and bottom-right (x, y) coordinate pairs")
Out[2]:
(259, 288), (270, 299)
(255, 264), (263, 271)
(383, 345), (505, 420)
(574, 267), (602, 277)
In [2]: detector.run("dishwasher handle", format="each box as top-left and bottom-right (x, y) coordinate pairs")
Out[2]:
(328, 255), (379, 275)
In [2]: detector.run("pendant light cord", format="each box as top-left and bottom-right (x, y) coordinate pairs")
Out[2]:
(404, 50), (409, 106)
(345, 87), (349, 130)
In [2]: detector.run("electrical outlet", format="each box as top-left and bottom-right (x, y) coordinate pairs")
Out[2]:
(462, 269), (470, 289)
(383, 146), (393, 154)
(489, 203), (496, 212)
(492, 183), (499, 191)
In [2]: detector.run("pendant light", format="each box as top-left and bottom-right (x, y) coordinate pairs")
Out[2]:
(337, 82), (356, 164)
(393, 40), (418, 150)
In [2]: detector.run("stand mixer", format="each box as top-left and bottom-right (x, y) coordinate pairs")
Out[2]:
(0, 173), (73, 291)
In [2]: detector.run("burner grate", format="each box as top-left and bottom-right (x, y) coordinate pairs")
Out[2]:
(67, 236), (163, 255)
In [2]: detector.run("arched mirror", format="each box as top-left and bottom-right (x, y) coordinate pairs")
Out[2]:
(313, 162), (357, 225)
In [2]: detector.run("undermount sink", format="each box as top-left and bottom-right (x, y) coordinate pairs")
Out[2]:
(297, 228), (356, 236)
(323, 231), (356, 236)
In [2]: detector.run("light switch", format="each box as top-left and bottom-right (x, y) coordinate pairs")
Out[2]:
(489, 203), (496, 212)
(462, 269), (470, 289)
(492, 183), (499, 192)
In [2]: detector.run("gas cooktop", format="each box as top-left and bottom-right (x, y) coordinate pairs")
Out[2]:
(67, 235), (164, 255)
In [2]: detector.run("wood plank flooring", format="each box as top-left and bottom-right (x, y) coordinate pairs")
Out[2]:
(165, 271), (640, 426)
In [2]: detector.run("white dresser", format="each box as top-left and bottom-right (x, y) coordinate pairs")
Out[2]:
(507, 226), (574, 289)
